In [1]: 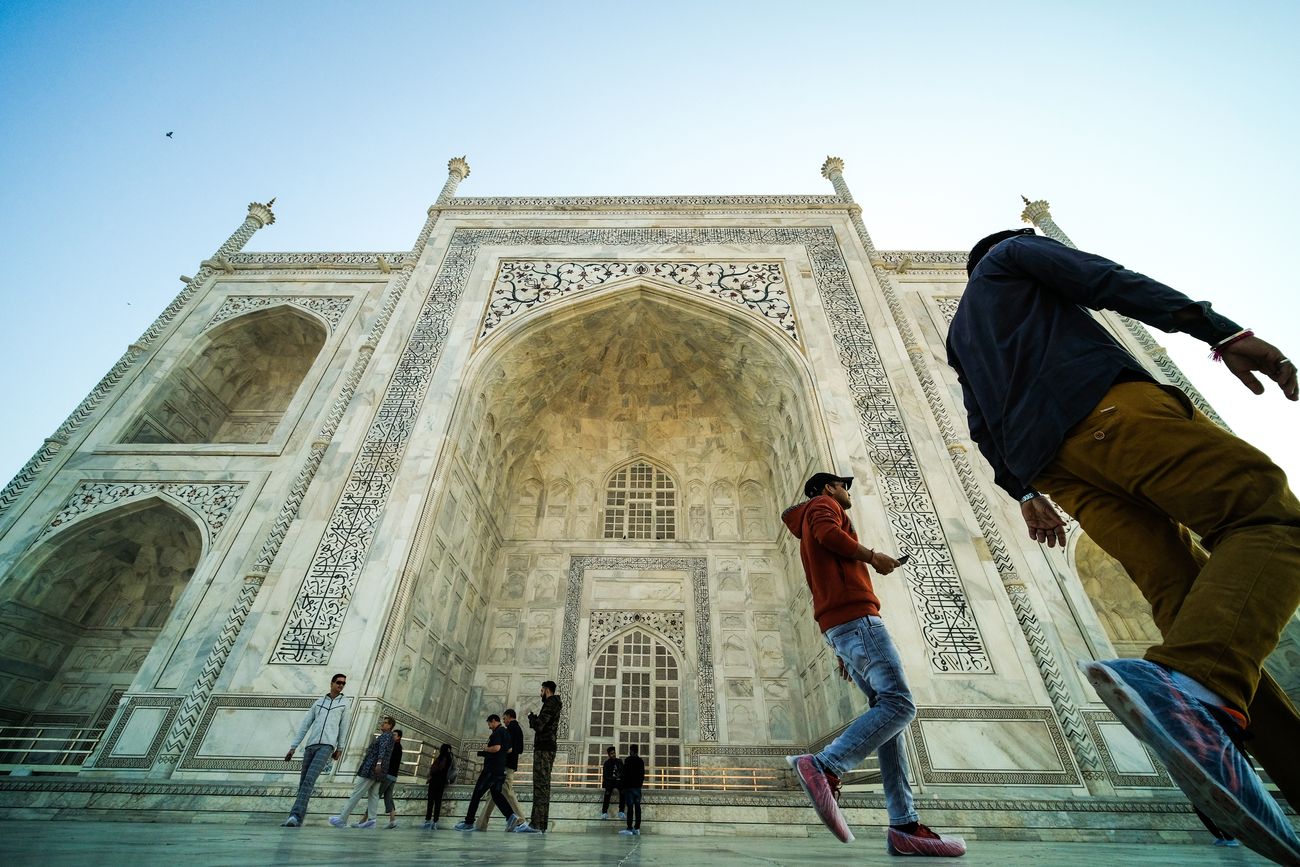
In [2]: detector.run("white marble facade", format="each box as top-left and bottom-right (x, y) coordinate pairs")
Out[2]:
(1, 159), (1294, 804)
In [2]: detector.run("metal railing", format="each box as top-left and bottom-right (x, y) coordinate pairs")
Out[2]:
(416, 753), (789, 791)
(0, 725), (104, 773)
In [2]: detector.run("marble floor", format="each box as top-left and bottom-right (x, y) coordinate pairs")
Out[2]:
(0, 820), (1273, 866)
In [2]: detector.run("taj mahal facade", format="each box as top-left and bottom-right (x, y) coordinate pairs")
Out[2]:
(0, 157), (1294, 832)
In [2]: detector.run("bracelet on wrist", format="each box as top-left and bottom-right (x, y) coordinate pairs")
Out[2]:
(1019, 491), (1040, 503)
(1211, 328), (1253, 361)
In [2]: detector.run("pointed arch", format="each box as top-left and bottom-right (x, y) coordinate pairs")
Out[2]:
(584, 626), (683, 778)
(0, 498), (203, 722)
(124, 304), (327, 444)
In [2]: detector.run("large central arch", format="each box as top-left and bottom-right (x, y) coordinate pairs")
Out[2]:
(388, 277), (841, 771)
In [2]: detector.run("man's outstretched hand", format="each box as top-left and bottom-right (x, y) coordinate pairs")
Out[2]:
(1220, 336), (1298, 401)
(1022, 496), (1067, 548)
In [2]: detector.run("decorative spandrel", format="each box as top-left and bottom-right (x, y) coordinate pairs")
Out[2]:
(205, 296), (352, 334)
(39, 481), (244, 544)
(483, 261), (795, 342)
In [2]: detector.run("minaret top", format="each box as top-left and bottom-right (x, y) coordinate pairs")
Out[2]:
(820, 156), (845, 179)
(1020, 197), (1052, 225)
(447, 156), (471, 179)
(247, 199), (276, 228)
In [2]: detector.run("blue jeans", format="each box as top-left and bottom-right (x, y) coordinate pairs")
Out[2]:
(812, 615), (918, 825)
(290, 743), (334, 820)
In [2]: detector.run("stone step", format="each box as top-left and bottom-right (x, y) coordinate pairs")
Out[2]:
(0, 777), (1241, 843)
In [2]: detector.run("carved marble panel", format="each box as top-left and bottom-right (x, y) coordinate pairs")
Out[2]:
(484, 261), (796, 342)
(205, 296), (352, 334)
(559, 555), (716, 741)
(39, 481), (244, 544)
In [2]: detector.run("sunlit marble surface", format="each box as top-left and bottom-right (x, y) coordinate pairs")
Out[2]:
(0, 819), (1272, 866)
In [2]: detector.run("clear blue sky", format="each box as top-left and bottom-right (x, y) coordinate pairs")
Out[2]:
(2, 1), (1297, 488)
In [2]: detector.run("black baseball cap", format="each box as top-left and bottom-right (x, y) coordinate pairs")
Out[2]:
(803, 472), (853, 499)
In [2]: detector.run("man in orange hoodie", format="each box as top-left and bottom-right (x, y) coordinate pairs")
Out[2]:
(782, 472), (965, 858)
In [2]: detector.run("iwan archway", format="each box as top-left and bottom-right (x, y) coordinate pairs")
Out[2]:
(388, 279), (840, 773)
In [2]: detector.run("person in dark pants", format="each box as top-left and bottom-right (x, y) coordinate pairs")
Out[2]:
(280, 673), (350, 827)
(514, 680), (562, 834)
(948, 228), (1300, 864)
(599, 746), (624, 820)
(422, 743), (455, 830)
(454, 715), (518, 832)
(617, 744), (645, 836)
(475, 708), (526, 830)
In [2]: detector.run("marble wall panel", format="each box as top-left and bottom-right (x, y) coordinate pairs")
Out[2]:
(909, 707), (1079, 786)
(111, 706), (169, 756)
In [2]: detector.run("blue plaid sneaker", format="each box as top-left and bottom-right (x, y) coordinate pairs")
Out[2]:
(1081, 658), (1300, 865)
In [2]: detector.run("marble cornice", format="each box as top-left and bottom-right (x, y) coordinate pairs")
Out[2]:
(873, 250), (969, 272)
(443, 194), (847, 212)
(224, 252), (414, 272)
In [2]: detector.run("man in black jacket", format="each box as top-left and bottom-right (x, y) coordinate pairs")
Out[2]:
(514, 680), (562, 833)
(617, 744), (645, 836)
(454, 715), (518, 832)
(475, 709), (526, 830)
(948, 228), (1300, 864)
(599, 746), (624, 819)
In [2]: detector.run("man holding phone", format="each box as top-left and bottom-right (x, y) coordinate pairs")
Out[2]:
(781, 472), (965, 857)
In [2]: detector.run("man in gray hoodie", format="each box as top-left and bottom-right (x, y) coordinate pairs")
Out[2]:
(281, 673), (350, 827)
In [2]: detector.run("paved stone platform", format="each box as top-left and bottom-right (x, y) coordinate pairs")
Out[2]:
(0, 819), (1274, 865)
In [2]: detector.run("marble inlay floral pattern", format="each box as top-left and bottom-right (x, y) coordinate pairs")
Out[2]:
(39, 481), (244, 543)
(204, 296), (351, 333)
(483, 260), (795, 341)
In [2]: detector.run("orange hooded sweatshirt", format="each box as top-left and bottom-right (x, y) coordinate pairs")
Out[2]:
(781, 494), (881, 632)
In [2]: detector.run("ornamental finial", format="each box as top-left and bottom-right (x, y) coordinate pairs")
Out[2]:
(447, 156), (471, 179)
(247, 199), (276, 227)
(820, 156), (845, 180)
(1020, 197), (1051, 226)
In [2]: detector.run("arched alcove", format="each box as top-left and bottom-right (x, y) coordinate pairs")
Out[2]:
(0, 499), (202, 723)
(393, 281), (833, 756)
(124, 305), (326, 444)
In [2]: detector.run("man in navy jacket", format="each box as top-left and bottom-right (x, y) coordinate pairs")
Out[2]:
(948, 228), (1299, 863)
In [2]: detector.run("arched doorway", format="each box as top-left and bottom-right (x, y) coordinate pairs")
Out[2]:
(0, 499), (202, 726)
(124, 305), (326, 443)
(585, 628), (683, 779)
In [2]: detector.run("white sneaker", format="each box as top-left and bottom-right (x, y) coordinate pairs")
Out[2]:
(617, 811), (626, 819)
(600, 812), (608, 820)
(619, 828), (636, 836)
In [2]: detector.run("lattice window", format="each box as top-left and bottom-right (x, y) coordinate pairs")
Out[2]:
(603, 461), (676, 540)
(586, 628), (682, 786)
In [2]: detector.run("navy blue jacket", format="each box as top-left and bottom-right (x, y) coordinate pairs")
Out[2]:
(946, 234), (1239, 498)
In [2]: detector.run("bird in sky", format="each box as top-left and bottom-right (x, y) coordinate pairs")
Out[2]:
(166, 131), (174, 138)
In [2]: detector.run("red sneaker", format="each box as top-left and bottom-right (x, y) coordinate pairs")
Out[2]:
(787, 754), (854, 843)
(887, 823), (967, 857)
